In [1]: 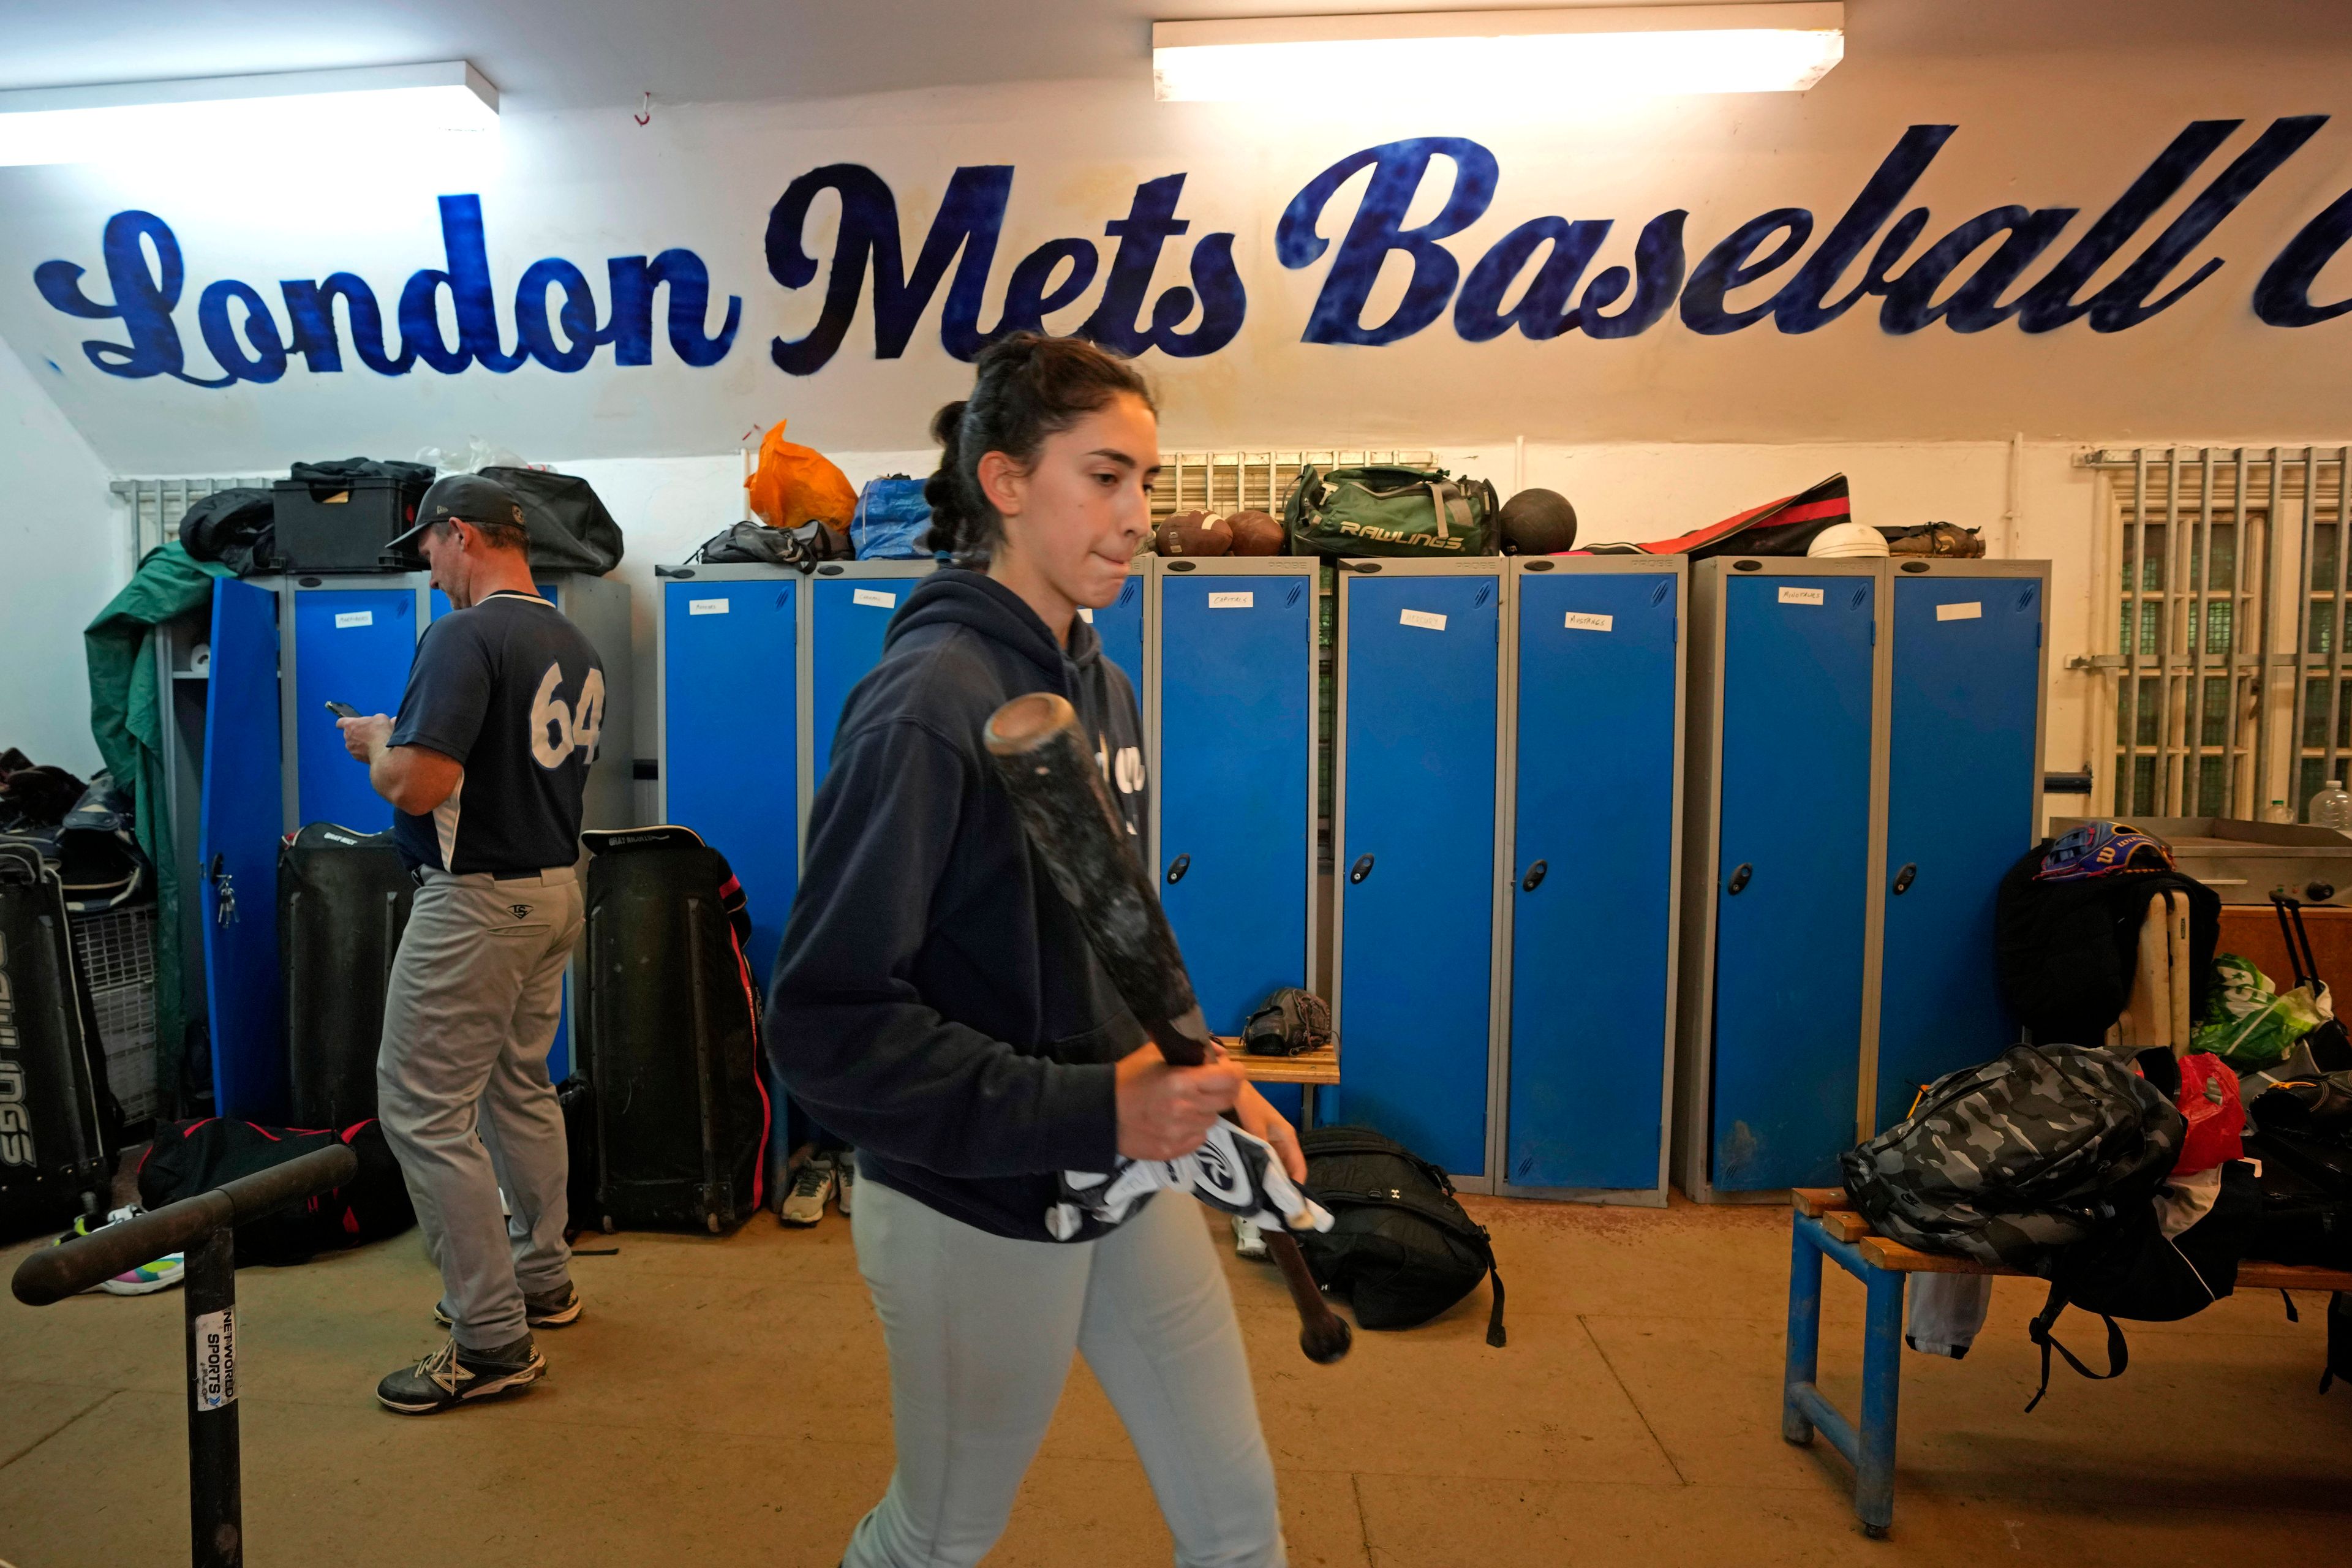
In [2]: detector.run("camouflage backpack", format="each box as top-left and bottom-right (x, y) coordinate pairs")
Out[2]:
(1841, 1044), (2184, 1270)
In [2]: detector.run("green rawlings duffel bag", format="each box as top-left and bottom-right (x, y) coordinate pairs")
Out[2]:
(1284, 464), (1499, 558)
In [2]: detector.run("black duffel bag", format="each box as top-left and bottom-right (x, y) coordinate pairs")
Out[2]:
(137, 1117), (414, 1266)
(1294, 1126), (1505, 1346)
(477, 466), (625, 572)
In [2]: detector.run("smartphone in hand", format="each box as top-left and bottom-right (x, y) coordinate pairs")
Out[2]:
(324, 701), (361, 719)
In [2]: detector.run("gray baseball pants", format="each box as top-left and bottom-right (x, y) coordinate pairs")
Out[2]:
(377, 865), (583, 1351)
(843, 1172), (1287, 1568)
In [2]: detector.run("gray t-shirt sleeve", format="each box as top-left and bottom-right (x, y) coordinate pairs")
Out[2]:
(390, 619), (492, 763)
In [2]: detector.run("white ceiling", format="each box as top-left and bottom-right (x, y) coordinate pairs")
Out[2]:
(12, 1), (2326, 114)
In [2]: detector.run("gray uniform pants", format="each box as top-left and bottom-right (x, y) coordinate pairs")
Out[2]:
(845, 1173), (1286, 1568)
(377, 866), (583, 1351)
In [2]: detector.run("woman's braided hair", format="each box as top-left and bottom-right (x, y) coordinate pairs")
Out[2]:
(924, 332), (1155, 563)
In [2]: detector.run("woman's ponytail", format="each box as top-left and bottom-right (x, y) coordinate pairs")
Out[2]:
(923, 333), (1155, 564)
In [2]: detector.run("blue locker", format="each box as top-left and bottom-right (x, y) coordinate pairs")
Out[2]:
(288, 586), (421, 834)
(660, 570), (801, 992)
(1089, 569), (1148, 700)
(1152, 560), (1316, 1038)
(1684, 564), (1882, 1189)
(1504, 560), (1681, 1197)
(1333, 564), (1502, 1182)
(807, 562), (933, 793)
(1873, 567), (2043, 1131)
(200, 579), (289, 1120)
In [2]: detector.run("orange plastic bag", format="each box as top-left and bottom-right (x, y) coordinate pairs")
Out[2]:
(745, 420), (856, 533)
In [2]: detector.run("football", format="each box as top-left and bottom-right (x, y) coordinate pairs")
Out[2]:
(1156, 510), (1234, 556)
(1226, 509), (1283, 556)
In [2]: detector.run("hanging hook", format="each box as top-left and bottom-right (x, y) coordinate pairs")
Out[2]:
(634, 91), (652, 127)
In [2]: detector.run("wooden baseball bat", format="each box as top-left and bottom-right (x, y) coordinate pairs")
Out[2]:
(985, 690), (1352, 1365)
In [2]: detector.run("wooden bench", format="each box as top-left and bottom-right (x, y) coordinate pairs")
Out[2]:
(1782, 1187), (2352, 1538)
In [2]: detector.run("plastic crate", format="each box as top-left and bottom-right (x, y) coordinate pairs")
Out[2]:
(69, 905), (157, 1125)
(273, 475), (425, 572)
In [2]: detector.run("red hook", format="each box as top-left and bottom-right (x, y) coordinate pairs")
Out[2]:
(633, 91), (651, 127)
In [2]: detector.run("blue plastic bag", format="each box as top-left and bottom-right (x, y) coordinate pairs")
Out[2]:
(851, 477), (933, 559)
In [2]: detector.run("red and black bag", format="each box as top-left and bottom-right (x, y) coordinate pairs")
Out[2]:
(1583, 473), (1852, 559)
(137, 1117), (415, 1266)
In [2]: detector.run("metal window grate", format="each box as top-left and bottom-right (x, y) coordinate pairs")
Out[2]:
(1152, 450), (1433, 522)
(2082, 446), (2352, 820)
(70, 905), (158, 1124)
(111, 475), (277, 573)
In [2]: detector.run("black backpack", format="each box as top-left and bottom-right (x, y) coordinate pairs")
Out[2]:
(680, 519), (849, 570)
(1294, 1126), (1505, 1346)
(1993, 841), (2220, 1047)
(136, 1117), (415, 1267)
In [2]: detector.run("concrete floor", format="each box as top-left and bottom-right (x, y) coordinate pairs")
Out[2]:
(1, 1192), (2345, 1567)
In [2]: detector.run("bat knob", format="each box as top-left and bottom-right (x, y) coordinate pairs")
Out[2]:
(984, 692), (1079, 757)
(1300, 1316), (1352, 1365)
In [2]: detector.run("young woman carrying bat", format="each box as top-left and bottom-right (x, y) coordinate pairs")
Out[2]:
(767, 332), (1303, 1568)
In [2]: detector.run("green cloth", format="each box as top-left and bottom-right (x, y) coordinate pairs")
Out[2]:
(85, 543), (233, 1105)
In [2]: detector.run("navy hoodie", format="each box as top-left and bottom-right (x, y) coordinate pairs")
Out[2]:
(766, 569), (1150, 1242)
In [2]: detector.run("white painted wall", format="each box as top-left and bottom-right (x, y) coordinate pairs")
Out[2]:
(0, 334), (122, 775)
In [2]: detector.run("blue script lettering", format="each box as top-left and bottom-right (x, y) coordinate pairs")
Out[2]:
(35, 197), (739, 383)
(1277, 138), (1499, 345)
(2255, 184), (2352, 326)
(763, 165), (1243, 373)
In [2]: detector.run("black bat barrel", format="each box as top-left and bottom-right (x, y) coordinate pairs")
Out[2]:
(984, 692), (1212, 1066)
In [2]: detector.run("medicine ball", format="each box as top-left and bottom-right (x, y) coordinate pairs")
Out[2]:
(1496, 496), (1589, 564)
(1156, 510), (1233, 556)
(1498, 488), (1578, 556)
(1227, 509), (1283, 556)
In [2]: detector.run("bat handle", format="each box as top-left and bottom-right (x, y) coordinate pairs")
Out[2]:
(1265, 1230), (1352, 1364)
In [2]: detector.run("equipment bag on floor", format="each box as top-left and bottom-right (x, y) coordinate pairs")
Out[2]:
(1294, 1126), (1505, 1346)
(578, 826), (771, 1233)
(0, 840), (122, 1240)
(279, 823), (414, 1128)
(137, 1117), (414, 1266)
(1284, 464), (1498, 558)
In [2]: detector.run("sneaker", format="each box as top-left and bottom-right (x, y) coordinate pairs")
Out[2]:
(1231, 1214), (1268, 1262)
(780, 1152), (836, 1226)
(834, 1150), (856, 1218)
(434, 1281), (582, 1332)
(376, 1335), (545, 1415)
(53, 1205), (186, 1295)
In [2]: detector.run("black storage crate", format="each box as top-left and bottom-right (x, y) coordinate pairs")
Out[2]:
(272, 475), (426, 572)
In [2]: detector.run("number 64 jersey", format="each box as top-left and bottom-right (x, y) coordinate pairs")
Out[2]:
(388, 589), (606, 875)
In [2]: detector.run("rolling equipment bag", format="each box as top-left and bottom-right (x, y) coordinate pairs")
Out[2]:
(0, 839), (122, 1240)
(279, 823), (415, 1128)
(578, 827), (770, 1233)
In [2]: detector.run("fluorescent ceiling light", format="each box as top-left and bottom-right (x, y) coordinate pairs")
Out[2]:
(0, 62), (498, 168)
(1153, 5), (1844, 104)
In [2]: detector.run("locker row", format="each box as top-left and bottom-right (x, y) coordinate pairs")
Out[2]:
(161, 551), (2046, 1210)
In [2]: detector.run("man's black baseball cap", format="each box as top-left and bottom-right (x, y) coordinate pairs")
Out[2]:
(382, 473), (528, 564)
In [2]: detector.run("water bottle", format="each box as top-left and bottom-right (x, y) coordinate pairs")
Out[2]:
(2263, 799), (2296, 824)
(2308, 780), (2352, 835)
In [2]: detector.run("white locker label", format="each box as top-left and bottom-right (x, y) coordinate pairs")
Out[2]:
(853, 587), (897, 608)
(1400, 609), (1448, 631)
(1077, 606), (1095, 623)
(194, 1308), (236, 1411)
(1777, 587), (1825, 606)
(334, 610), (373, 628)
(1208, 592), (1254, 609)
(1563, 612), (1615, 632)
(688, 598), (729, 616)
(1936, 600), (1983, 622)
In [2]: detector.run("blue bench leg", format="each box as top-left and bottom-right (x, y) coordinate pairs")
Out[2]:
(1784, 1222), (1823, 1446)
(1855, 1266), (1905, 1538)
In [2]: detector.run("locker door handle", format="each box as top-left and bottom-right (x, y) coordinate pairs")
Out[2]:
(1725, 863), (1752, 895)
(1165, 854), (1191, 886)
(1349, 854), (1376, 885)
(1891, 863), (1917, 895)
(1520, 860), (1548, 892)
(209, 853), (238, 926)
